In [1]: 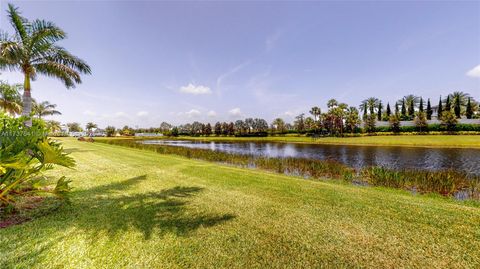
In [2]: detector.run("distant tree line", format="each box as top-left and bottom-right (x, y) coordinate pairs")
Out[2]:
(42, 91), (480, 137)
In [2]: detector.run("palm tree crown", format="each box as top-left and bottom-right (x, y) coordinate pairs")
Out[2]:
(32, 100), (61, 118)
(46, 120), (62, 133)
(0, 4), (91, 125)
(359, 97), (379, 115)
(86, 122), (98, 131)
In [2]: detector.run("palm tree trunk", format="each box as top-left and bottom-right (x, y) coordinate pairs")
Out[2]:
(21, 74), (32, 127)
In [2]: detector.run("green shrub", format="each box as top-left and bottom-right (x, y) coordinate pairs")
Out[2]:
(0, 114), (75, 208)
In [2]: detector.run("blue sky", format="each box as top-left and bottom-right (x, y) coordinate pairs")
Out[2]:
(1, 1), (479, 128)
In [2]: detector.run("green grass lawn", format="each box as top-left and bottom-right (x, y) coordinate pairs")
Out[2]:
(1, 138), (479, 268)
(128, 134), (480, 148)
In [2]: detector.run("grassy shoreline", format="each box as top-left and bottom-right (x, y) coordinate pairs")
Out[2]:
(97, 137), (480, 199)
(1, 138), (479, 268)
(102, 134), (480, 149)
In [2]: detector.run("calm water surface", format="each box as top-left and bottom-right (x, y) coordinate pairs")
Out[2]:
(141, 140), (480, 175)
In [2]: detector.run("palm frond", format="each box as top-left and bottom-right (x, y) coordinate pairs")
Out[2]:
(29, 19), (66, 45)
(34, 61), (81, 88)
(44, 46), (91, 74)
(7, 4), (29, 44)
(0, 34), (25, 70)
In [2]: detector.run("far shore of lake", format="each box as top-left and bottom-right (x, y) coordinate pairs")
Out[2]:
(97, 134), (480, 149)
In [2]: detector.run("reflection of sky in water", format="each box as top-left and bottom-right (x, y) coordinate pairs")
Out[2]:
(141, 140), (480, 175)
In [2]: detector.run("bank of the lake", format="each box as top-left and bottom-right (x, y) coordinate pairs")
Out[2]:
(1, 138), (479, 268)
(123, 134), (480, 149)
(139, 139), (480, 176)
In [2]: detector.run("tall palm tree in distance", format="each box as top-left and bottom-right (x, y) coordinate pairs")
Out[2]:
(448, 91), (470, 106)
(359, 97), (379, 116)
(46, 120), (62, 133)
(32, 100), (61, 119)
(86, 122), (98, 134)
(0, 4), (91, 126)
(309, 106), (321, 122)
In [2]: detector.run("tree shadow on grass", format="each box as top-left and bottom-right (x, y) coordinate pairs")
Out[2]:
(72, 175), (235, 240)
(1, 175), (235, 267)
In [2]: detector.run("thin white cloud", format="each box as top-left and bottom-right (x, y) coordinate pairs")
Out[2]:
(185, 109), (201, 118)
(207, 110), (217, 117)
(466, 64), (480, 78)
(216, 60), (251, 96)
(179, 83), (212, 95)
(228, 107), (242, 117)
(136, 111), (149, 117)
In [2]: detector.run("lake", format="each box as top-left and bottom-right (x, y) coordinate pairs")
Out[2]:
(140, 140), (480, 175)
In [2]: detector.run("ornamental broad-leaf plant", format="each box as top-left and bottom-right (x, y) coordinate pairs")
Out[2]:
(0, 113), (74, 209)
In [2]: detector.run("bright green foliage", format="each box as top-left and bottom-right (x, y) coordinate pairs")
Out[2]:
(414, 111), (428, 133)
(440, 111), (458, 132)
(345, 107), (361, 133)
(0, 114), (74, 207)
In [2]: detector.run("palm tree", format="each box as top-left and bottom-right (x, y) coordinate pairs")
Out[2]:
(309, 106), (321, 122)
(327, 99), (338, 109)
(398, 95), (419, 118)
(345, 107), (361, 133)
(448, 91), (472, 117)
(46, 120), (62, 133)
(32, 100), (61, 118)
(0, 4), (91, 126)
(359, 97), (379, 116)
(86, 122), (98, 132)
(448, 91), (470, 107)
(0, 81), (22, 115)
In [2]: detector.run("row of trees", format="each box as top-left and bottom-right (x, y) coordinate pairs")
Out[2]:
(359, 92), (478, 121)
(61, 92), (478, 137)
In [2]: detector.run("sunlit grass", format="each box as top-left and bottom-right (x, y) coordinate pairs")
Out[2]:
(1, 138), (479, 268)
